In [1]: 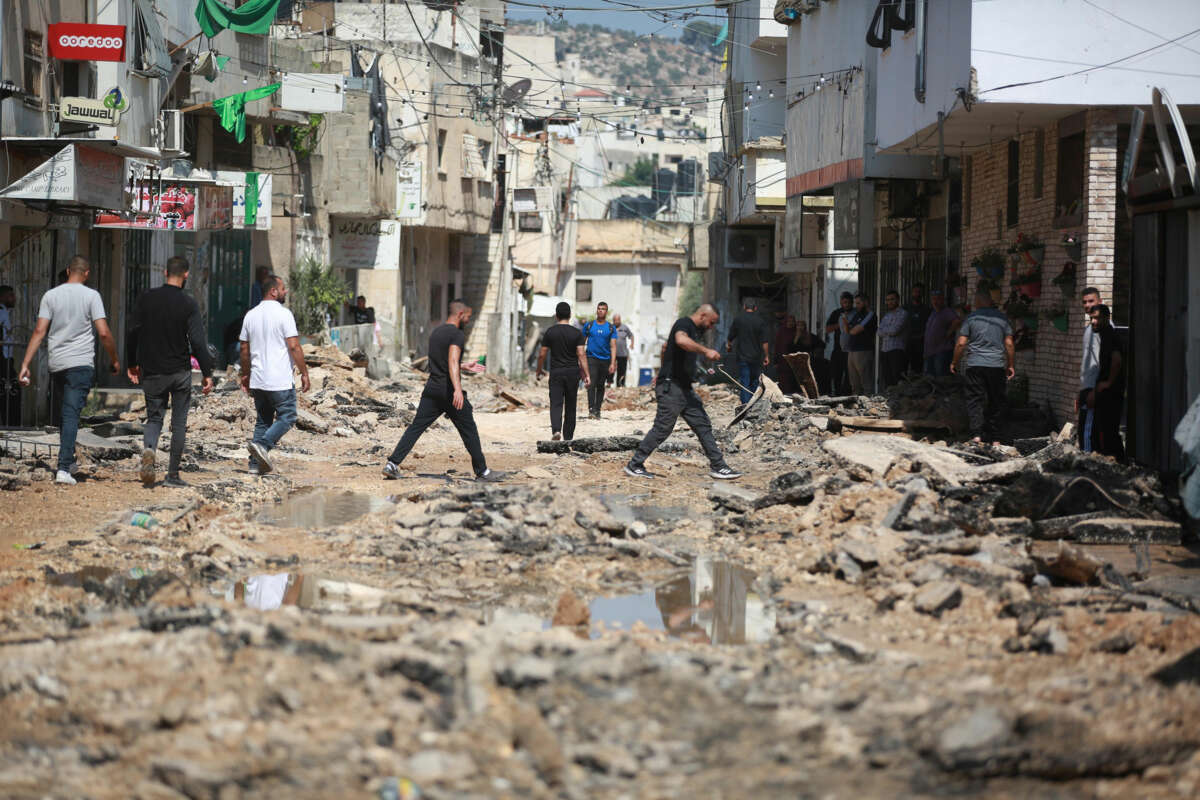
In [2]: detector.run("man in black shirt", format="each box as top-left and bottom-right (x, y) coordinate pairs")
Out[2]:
(349, 295), (376, 325)
(536, 301), (590, 441)
(625, 303), (741, 480)
(825, 292), (853, 395)
(726, 297), (769, 405)
(126, 256), (214, 488)
(383, 301), (499, 481)
(1086, 304), (1125, 460)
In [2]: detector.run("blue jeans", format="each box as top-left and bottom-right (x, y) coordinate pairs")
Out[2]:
(52, 366), (94, 472)
(251, 388), (297, 452)
(737, 361), (762, 404)
(923, 350), (952, 377)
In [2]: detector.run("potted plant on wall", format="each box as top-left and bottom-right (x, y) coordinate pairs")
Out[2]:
(1009, 233), (1045, 298)
(1044, 299), (1070, 332)
(971, 247), (1007, 281)
(977, 277), (1003, 305)
(1061, 232), (1083, 261)
(1051, 260), (1077, 296)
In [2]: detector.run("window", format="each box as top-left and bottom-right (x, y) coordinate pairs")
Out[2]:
(1033, 129), (1045, 199)
(576, 279), (593, 303)
(651, 280), (664, 300)
(429, 283), (443, 321)
(1056, 131), (1086, 227)
(436, 129), (447, 170)
(518, 212), (543, 232)
(1006, 139), (1019, 228)
(23, 30), (43, 100)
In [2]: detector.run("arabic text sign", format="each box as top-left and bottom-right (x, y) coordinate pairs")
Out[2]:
(331, 218), (401, 270)
(0, 145), (123, 209)
(94, 182), (233, 230)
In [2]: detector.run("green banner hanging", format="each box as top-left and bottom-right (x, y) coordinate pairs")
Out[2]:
(212, 82), (280, 143)
(244, 171), (259, 227)
(195, 0), (283, 39)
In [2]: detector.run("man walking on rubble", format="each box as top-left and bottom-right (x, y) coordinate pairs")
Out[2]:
(582, 301), (617, 419)
(536, 301), (590, 441)
(383, 300), (502, 482)
(624, 303), (741, 481)
(239, 274), (310, 475)
(951, 288), (1014, 445)
(18, 256), (119, 485)
(126, 256), (215, 488)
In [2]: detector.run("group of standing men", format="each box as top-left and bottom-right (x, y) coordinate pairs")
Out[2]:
(824, 284), (961, 396)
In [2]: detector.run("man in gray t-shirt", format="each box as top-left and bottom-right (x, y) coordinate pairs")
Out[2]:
(18, 256), (119, 485)
(951, 288), (1014, 444)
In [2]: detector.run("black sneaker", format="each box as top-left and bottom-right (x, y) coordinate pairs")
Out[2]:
(163, 475), (190, 488)
(624, 463), (655, 479)
(476, 469), (505, 482)
(710, 466), (742, 480)
(552, 432), (562, 441)
(382, 461), (401, 480)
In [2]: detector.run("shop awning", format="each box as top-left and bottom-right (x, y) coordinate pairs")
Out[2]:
(0, 137), (168, 160)
(0, 141), (146, 210)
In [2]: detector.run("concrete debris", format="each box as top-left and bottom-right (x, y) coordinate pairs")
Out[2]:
(1, 355), (1196, 798)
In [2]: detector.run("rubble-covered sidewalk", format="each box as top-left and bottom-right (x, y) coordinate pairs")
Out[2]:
(1, 361), (1198, 798)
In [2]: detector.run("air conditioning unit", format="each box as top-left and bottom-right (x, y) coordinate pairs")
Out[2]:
(159, 110), (184, 153)
(724, 228), (772, 270)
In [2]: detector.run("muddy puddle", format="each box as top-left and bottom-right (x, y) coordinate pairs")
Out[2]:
(257, 490), (393, 528)
(599, 493), (689, 525)
(216, 573), (393, 612)
(536, 557), (775, 645)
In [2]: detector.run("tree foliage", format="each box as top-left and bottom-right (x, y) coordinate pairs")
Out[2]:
(681, 20), (721, 50)
(289, 255), (351, 336)
(614, 157), (657, 186)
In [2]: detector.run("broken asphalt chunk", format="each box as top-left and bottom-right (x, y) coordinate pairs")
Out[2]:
(913, 581), (962, 617)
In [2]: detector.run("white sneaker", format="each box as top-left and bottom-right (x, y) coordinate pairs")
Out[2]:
(55, 470), (77, 485)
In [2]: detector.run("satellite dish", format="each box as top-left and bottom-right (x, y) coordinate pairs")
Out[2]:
(501, 78), (532, 105)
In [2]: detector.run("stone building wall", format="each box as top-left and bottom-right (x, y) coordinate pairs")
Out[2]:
(960, 110), (1118, 427)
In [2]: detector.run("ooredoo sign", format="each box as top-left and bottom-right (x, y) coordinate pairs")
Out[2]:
(47, 24), (126, 62)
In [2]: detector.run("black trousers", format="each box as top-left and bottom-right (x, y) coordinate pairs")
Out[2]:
(631, 380), (727, 470)
(615, 356), (628, 387)
(1093, 388), (1126, 460)
(906, 339), (924, 375)
(1077, 388), (1092, 451)
(0, 357), (20, 426)
(587, 357), (609, 414)
(881, 349), (908, 388)
(830, 350), (849, 395)
(142, 371), (193, 476)
(389, 389), (487, 476)
(548, 368), (580, 440)
(963, 366), (1007, 441)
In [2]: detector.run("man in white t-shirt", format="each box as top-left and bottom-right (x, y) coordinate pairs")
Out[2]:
(18, 256), (119, 485)
(238, 274), (309, 475)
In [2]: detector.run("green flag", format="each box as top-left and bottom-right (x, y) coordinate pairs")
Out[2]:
(212, 83), (280, 143)
(244, 172), (259, 227)
(195, 0), (283, 39)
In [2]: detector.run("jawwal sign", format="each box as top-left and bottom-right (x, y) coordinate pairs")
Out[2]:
(94, 182), (233, 230)
(48, 24), (126, 62)
(59, 97), (120, 127)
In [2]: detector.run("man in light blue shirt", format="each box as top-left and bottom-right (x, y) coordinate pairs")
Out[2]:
(582, 301), (617, 419)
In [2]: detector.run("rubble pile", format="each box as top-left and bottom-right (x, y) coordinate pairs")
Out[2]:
(1, 364), (1198, 797)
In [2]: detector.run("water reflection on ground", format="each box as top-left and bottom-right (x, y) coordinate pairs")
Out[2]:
(217, 574), (391, 612)
(257, 490), (394, 528)
(587, 557), (775, 645)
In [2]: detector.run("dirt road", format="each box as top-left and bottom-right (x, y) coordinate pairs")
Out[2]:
(1, 372), (1198, 799)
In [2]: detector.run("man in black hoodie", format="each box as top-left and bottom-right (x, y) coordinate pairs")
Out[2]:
(126, 257), (214, 487)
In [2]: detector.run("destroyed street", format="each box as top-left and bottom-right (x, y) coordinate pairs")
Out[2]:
(1, 354), (1198, 799)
